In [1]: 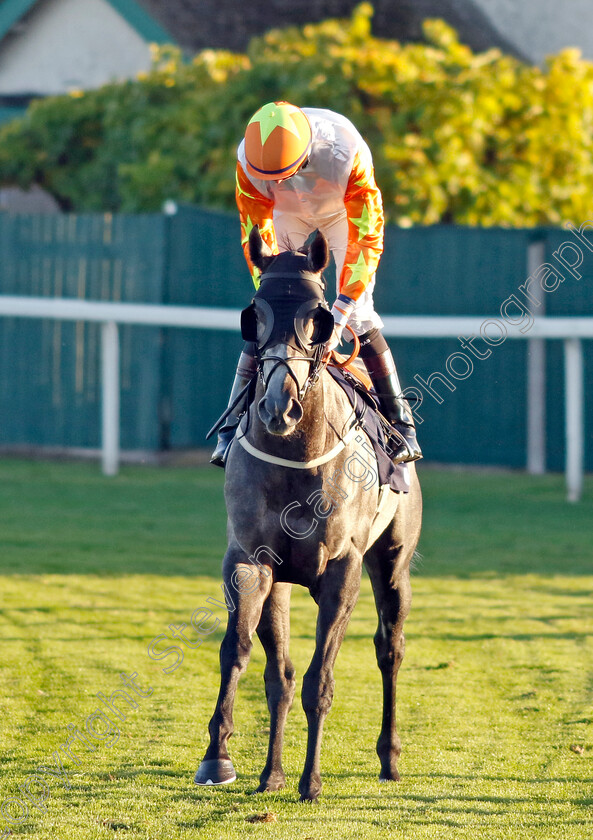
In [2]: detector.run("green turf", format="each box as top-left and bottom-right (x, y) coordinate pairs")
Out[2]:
(0, 459), (591, 839)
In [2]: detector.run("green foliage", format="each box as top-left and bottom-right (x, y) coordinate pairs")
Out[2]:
(1, 4), (593, 225)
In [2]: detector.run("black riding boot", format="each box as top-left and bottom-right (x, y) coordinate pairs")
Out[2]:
(358, 329), (422, 464)
(210, 347), (258, 468)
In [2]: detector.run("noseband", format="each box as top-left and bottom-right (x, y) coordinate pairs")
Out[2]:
(258, 343), (326, 402)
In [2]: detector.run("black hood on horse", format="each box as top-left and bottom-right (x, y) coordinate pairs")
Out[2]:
(240, 234), (334, 352)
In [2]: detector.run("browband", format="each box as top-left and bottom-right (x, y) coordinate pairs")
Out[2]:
(259, 270), (325, 287)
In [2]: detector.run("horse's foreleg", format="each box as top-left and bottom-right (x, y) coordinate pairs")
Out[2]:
(195, 547), (273, 786)
(299, 555), (362, 802)
(365, 549), (412, 782)
(255, 582), (295, 792)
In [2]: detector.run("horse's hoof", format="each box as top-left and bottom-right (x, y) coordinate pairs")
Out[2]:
(298, 779), (321, 802)
(379, 771), (401, 783)
(194, 759), (236, 786)
(256, 772), (286, 792)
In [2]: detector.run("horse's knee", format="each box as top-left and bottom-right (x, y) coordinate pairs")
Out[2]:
(374, 627), (405, 670)
(284, 661), (296, 684)
(221, 633), (253, 673)
(265, 660), (296, 710)
(302, 669), (334, 716)
(283, 667), (297, 707)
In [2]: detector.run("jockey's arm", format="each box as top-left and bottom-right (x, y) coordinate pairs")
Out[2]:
(327, 150), (385, 348)
(235, 163), (278, 288)
(340, 149), (385, 302)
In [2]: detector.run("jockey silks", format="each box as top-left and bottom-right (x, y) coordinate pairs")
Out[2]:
(236, 108), (384, 302)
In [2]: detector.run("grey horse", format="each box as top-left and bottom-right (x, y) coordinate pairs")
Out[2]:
(195, 227), (422, 801)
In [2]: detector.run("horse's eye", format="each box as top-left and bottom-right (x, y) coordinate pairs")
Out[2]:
(253, 300), (274, 347)
(311, 308), (334, 345)
(254, 311), (267, 342)
(302, 316), (316, 343)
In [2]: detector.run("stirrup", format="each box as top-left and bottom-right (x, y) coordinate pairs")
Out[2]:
(210, 428), (236, 468)
(385, 424), (422, 465)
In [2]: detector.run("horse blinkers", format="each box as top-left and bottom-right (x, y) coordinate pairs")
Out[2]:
(295, 300), (334, 348)
(240, 299), (334, 351)
(240, 298), (274, 347)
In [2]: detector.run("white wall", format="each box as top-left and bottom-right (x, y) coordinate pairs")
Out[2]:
(472, 0), (593, 64)
(0, 0), (152, 95)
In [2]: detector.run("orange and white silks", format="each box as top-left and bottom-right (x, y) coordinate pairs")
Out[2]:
(236, 108), (384, 303)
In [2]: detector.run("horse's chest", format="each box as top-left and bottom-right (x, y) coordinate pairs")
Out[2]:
(246, 484), (360, 585)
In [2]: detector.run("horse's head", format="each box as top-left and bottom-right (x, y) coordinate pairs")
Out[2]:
(241, 227), (333, 435)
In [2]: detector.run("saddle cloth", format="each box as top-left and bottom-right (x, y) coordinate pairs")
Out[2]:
(327, 366), (410, 494)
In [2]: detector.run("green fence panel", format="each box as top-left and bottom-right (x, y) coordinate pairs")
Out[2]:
(0, 213), (166, 449)
(162, 205), (251, 448)
(0, 208), (590, 469)
(374, 226), (531, 466)
(376, 226), (530, 315)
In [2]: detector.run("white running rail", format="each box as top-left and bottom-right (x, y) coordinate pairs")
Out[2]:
(0, 295), (589, 501)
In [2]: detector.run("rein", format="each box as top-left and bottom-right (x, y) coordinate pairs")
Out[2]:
(240, 338), (359, 470)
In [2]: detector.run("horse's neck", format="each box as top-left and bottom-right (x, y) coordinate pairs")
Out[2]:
(249, 373), (343, 460)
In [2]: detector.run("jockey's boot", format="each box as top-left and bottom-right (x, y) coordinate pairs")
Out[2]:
(359, 329), (422, 464)
(210, 348), (258, 468)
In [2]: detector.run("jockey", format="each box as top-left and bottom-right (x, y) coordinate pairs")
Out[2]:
(211, 101), (422, 467)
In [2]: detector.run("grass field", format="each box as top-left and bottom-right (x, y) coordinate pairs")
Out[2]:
(0, 458), (591, 839)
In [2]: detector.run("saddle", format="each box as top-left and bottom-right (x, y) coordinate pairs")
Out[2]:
(325, 365), (411, 494)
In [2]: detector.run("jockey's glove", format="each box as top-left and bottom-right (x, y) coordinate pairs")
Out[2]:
(327, 294), (355, 352)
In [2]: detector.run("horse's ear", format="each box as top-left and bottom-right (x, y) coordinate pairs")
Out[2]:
(307, 230), (330, 274)
(249, 225), (274, 270)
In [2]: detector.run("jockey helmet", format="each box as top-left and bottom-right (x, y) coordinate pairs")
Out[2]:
(244, 102), (312, 180)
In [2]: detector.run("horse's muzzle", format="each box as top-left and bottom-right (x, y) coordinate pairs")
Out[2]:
(258, 393), (303, 435)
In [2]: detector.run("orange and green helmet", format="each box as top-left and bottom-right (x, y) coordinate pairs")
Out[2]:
(244, 102), (312, 180)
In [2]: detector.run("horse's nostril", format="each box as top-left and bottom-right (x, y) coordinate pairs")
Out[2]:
(286, 399), (303, 423)
(257, 394), (302, 435)
(257, 397), (273, 426)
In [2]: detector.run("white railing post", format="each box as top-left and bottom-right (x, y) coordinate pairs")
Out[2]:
(564, 338), (584, 502)
(526, 240), (546, 475)
(101, 320), (120, 477)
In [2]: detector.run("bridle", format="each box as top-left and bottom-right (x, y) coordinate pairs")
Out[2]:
(241, 266), (334, 404)
(257, 342), (326, 403)
(234, 260), (364, 469)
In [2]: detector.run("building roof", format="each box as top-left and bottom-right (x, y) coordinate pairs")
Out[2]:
(3, 0), (578, 68)
(0, 0), (172, 47)
(133, 0), (525, 57)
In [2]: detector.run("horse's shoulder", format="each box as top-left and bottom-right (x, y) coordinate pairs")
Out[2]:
(322, 367), (356, 407)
